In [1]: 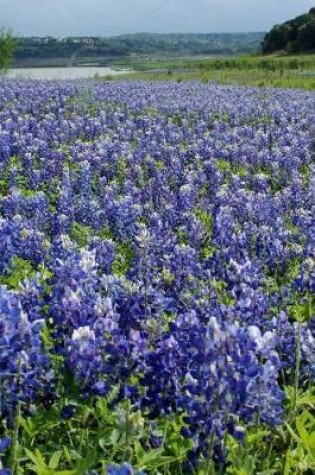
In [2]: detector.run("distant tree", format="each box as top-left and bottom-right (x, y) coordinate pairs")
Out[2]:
(0, 28), (15, 72)
(262, 9), (315, 54)
(295, 18), (315, 51)
(262, 24), (290, 53)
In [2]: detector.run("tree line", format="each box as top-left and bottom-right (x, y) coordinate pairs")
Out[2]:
(262, 8), (315, 54)
(8, 33), (264, 67)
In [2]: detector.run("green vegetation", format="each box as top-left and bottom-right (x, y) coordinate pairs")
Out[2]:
(106, 53), (315, 74)
(0, 256), (35, 289)
(262, 7), (315, 54)
(13, 33), (264, 67)
(0, 28), (15, 71)
(185, 54), (315, 71)
(104, 54), (315, 90)
(6, 360), (315, 474)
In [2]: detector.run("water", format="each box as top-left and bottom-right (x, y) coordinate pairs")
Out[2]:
(7, 66), (131, 80)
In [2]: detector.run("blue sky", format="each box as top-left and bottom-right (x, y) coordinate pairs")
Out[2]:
(1, 0), (314, 36)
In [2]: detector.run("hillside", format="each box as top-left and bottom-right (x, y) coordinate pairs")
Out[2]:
(262, 7), (315, 53)
(13, 32), (264, 67)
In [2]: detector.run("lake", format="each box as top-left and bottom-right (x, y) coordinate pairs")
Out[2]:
(7, 66), (131, 80)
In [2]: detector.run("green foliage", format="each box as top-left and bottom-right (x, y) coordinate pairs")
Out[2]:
(209, 278), (234, 306)
(0, 256), (35, 288)
(117, 157), (127, 188)
(25, 448), (75, 475)
(113, 53), (315, 90)
(195, 208), (213, 236)
(195, 208), (216, 260)
(216, 159), (247, 176)
(14, 33), (264, 68)
(4, 378), (315, 474)
(283, 411), (315, 473)
(182, 54), (315, 72)
(0, 28), (15, 71)
(4, 394), (191, 474)
(112, 241), (133, 276)
(262, 8), (315, 54)
(162, 268), (175, 286)
(225, 427), (275, 475)
(70, 222), (92, 249)
(97, 225), (114, 240)
(175, 227), (189, 245)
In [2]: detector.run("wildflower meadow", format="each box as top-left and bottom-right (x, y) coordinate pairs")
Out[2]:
(0, 79), (314, 474)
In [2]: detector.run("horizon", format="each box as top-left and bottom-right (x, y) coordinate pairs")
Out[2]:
(15, 31), (266, 39)
(1, 0), (314, 37)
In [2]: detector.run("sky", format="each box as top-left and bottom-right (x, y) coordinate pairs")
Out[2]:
(0, 0), (314, 37)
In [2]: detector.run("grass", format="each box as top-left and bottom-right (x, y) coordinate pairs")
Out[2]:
(100, 54), (315, 90)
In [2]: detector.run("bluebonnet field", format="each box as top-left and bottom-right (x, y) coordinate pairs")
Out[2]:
(0, 79), (314, 474)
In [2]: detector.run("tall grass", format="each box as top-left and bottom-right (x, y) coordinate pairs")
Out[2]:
(103, 54), (315, 90)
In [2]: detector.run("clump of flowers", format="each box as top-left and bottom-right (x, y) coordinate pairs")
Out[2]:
(0, 286), (53, 419)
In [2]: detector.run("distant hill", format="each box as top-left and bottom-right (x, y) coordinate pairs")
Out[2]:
(262, 8), (315, 54)
(13, 32), (264, 67)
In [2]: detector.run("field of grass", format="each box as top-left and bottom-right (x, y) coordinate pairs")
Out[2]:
(103, 54), (315, 90)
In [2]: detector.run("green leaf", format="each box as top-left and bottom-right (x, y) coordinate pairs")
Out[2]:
(19, 416), (38, 437)
(62, 446), (72, 466)
(283, 421), (299, 443)
(226, 469), (250, 475)
(75, 452), (96, 475)
(308, 432), (315, 459)
(25, 448), (47, 471)
(49, 451), (63, 469)
(70, 222), (91, 248)
(257, 470), (278, 475)
(109, 429), (120, 446)
(296, 418), (311, 450)
(247, 430), (270, 444)
(138, 448), (181, 470)
(308, 432), (315, 449)
(138, 448), (163, 464)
